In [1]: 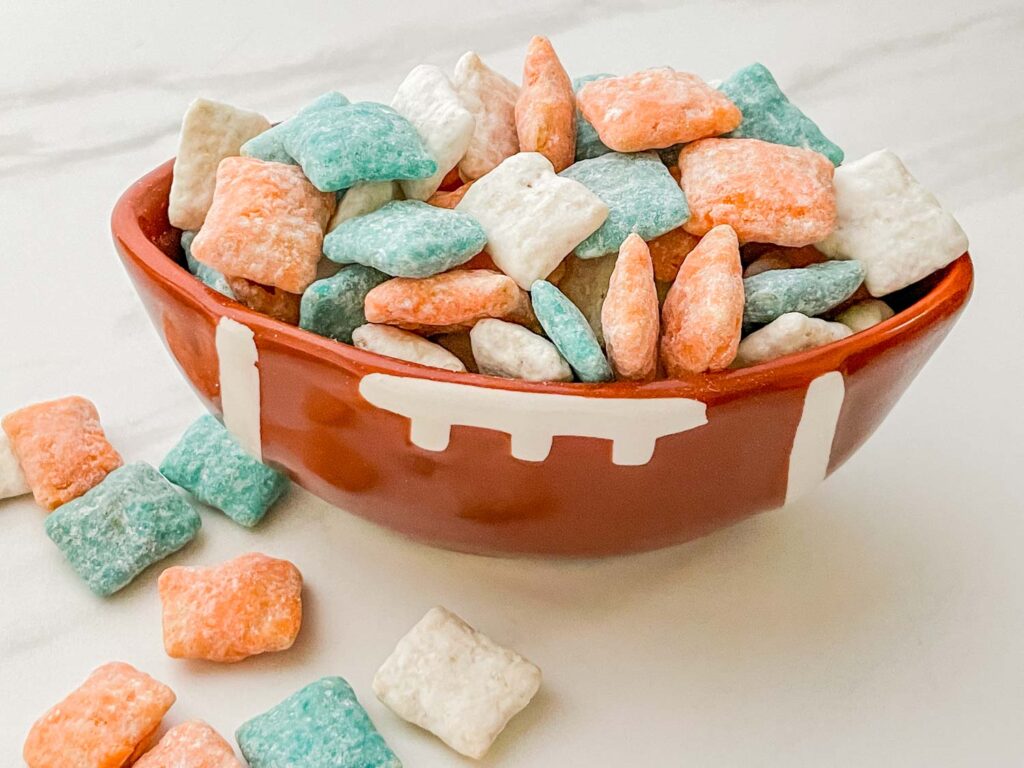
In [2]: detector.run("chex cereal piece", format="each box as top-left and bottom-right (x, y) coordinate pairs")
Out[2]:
(237, 677), (400, 768)
(2, 395), (122, 511)
(453, 52), (520, 180)
(160, 415), (289, 527)
(168, 98), (271, 230)
(743, 260), (864, 326)
(744, 253), (791, 278)
(720, 63), (843, 165)
(602, 234), (659, 381)
(471, 318), (573, 382)
(531, 280), (612, 382)
(456, 152), (608, 289)
(283, 101), (436, 192)
(226, 277), (301, 324)
(241, 91), (349, 164)
(182, 231), (234, 298)
(560, 152), (689, 258)
(392, 64), (475, 200)
(427, 180), (475, 209)
(558, 253), (617, 346)
(573, 73), (614, 161)
(734, 312), (852, 367)
(835, 298), (894, 332)
(134, 720), (243, 768)
(515, 35), (576, 172)
(301, 265), (390, 343)
(327, 181), (402, 233)
(0, 429), (29, 499)
(648, 227), (701, 282)
(324, 200), (486, 278)
(45, 462), (201, 596)
(23, 662), (175, 768)
(678, 138), (836, 246)
(660, 225), (744, 376)
(817, 149), (969, 296)
(576, 68), (741, 152)
(353, 325), (466, 372)
(365, 270), (532, 332)
(191, 157), (335, 294)
(374, 606), (542, 759)
(159, 552), (302, 663)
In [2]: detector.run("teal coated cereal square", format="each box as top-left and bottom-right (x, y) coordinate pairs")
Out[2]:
(241, 91), (350, 165)
(300, 265), (390, 343)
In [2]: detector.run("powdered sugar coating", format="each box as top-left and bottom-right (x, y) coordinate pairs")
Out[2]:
(531, 279), (613, 382)
(602, 234), (660, 380)
(734, 312), (852, 367)
(0, 429), (29, 499)
(835, 298), (894, 332)
(353, 324), (466, 372)
(327, 181), (402, 233)
(743, 260), (864, 326)
(241, 92), (349, 165)
(134, 720), (243, 768)
(515, 36), (576, 172)
(454, 52), (520, 180)
(470, 318), (572, 382)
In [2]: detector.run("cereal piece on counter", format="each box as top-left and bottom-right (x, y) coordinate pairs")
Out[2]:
(168, 98), (271, 230)
(558, 253), (617, 346)
(743, 260), (865, 326)
(660, 225), (744, 375)
(573, 73), (614, 161)
(23, 662), (175, 768)
(191, 157), (335, 294)
(433, 332), (479, 373)
(181, 230), (234, 298)
(300, 264), (390, 343)
(392, 64), (476, 200)
(743, 253), (791, 278)
(45, 462), (201, 596)
(159, 552), (302, 663)
(648, 227), (701, 282)
(456, 152), (608, 289)
(238, 677), (400, 768)
(327, 181), (403, 233)
(2, 396), (122, 511)
(601, 234), (659, 381)
(426, 180), (475, 209)
(353, 324), (466, 372)
(241, 91), (350, 164)
(226, 277), (301, 325)
(679, 138), (836, 246)
(560, 152), (689, 258)
(720, 63), (843, 165)
(374, 606), (542, 760)
(817, 149), (969, 296)
(160, 415), (289, 527)
(283, 101), (437, 192)
(835, 298), (895, 332)
(0, 430), (29, 500)
(531, 280), (613, 382)
(471, 319), (573, 382)
(134, 720), (243, 768)
(515, 35), (576, 172)
(324, 200), (486, 278)
(364, 270), (532, 332)
(454, 52), (520, 180)
(576, 68), (741, 152)
(734, 312), (852, 367)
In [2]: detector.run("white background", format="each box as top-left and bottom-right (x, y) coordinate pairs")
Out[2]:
(1, 1), (1022, 764)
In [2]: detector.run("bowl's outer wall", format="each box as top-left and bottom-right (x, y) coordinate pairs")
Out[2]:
(114, 161), (973, 557)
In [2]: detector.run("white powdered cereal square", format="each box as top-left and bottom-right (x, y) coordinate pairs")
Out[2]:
(456, 153), (608, 289)
(392, 65), (475, 201)
(817, 149), (968, 297)
(0, 430), (29, 499)
(352, 325), (465, 372)
(168, 98), (271, 230)
(453, 52), (520, 180)
(373, 606), (542, 759)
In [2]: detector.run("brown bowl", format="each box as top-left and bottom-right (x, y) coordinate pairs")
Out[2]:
(112, 159), (973, 557)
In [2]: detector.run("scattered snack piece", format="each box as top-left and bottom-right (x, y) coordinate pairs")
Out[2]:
(45, 462), (201, 596)
(453, 52), (520, 180)
(159, 552), (302, 663)
(531, 280), (613, 382)
(2, 395), (123, 511)
(648, 227), (701, 283)
(734, 312), (852, 367)
(181, 231), (234, 298)
(0, 429), (29, 500)
(134, 720), (243, 768)
(573, 73), (614, 161)
(660, 225), (744, 375)
(301, 265), (390, 343)
(226, 277), (301, 325)
(168, 98), (271, 230)
(743, 260), (865, 326)
(353, 324), (467, 372)
(470, 318), (573, 382)
(576, 68), (740, 152)
(328, 181), (403, 233)
(241, 92), (349, 165)
(558, 253), (617, 347)
(324, 200), (487, 278)
(601, 234), (659, 381)
(835, 298), (895, 332)
(23, 662), (175, 768)
(392, 64), (476, 200)
(160, 415), (289, 527)
(720, 63), (843, 165)
(456, 152), (608, 289)
(191, 157), (335, 294)
(515, 35), (576, 172)
(236, 677), (401, 768)
(678, 138), (836, 246)
(817, 149), (969, 296)
(374, 606), (542, 760)
(560, 152), (689, 258)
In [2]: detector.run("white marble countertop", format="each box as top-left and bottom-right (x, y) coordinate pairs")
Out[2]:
(2, 1), (1022, 764)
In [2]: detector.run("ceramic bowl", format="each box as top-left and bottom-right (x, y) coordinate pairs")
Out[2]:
(112, 159), (973, 557)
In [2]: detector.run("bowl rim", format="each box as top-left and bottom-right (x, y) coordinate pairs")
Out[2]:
(112, 158), (974, 401)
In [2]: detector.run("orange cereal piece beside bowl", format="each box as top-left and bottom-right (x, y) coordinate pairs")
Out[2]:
(134, 720), (243, 768)
(2, 396), (122, 511)
(515, 36), (576, 172)
(601, 234), (659, 381)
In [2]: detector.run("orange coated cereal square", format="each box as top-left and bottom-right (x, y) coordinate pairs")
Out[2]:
(134, 720), (243, 768)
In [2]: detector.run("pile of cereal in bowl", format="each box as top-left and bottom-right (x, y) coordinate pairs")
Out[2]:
(169, 37), (968, 383)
